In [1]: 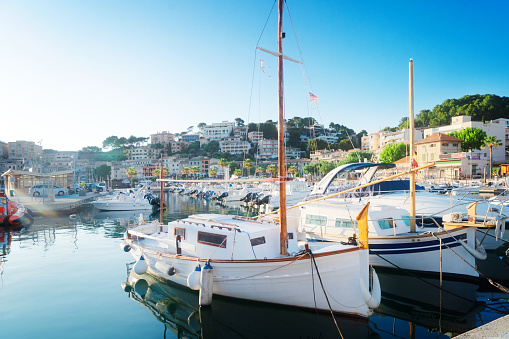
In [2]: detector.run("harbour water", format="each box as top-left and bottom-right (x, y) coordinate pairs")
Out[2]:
(1, 194), (508, 338)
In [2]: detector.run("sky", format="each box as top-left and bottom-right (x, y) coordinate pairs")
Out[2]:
(0, 0), (508, 151)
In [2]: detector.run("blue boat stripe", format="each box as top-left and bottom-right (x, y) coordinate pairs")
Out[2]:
(370, 234), (466, 250)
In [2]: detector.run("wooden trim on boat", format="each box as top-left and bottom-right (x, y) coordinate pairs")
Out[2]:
(128, 240), (361, 263)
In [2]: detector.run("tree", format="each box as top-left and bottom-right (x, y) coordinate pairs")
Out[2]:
(94, 165), (111, 180)
(197, 122), (207, 129)
(219, 158), (228, 178)
(190, 166), (200, 178)
(318, 161), (336, 175)
(81, 146), (102, 153)
(308, 138), (329, 152)
(448, 127), (487, 152)
(482, 136), (502, 178)
(234, 169), (242, 177)
(152, 166), (169, 178)
(337, 152), (373, 166)
(209, 168), (218, 178)
(287, 165), (299, 177)
(103, 136), (119, 150)
(266, 164), (277, 178)
(379, 143), (409, 163)
(235, 118), (245, 126)
(126, 167), (137, 187)
(243, 159), (253, 177)
(255, 166), (264, 177)
(181, 167), (190, 179)
(337, 139), (353, 151)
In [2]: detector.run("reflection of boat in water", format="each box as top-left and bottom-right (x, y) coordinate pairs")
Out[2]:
(123, 270), (370, 339)
(373, 268), (485, 335)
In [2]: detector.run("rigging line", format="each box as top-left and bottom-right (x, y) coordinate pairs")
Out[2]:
(345, 129), (361, 162)
(308, 250), (344, 339)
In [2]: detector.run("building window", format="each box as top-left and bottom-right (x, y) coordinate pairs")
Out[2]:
(422, 154), (427, 162)
(430, 153), (434, 161)
(442, 143), (448, 146)
(452, 143), (458, 147)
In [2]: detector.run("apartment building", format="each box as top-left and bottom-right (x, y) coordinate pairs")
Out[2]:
(125, 146), (160, 160)
(256, 139), (301, 159)
(219, 138), (250, 155)
(151, 131), (175, 145)
(202, 121), (235, 141)
(248, 131), (263, 144)
(8, 140), (43, 162)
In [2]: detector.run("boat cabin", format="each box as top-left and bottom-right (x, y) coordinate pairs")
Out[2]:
(129, 214), (300, 260)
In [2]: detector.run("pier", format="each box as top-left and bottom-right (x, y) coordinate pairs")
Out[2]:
(456, 314), (509, 338)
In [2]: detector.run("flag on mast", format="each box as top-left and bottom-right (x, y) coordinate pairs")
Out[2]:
(309, 92), (318, 102)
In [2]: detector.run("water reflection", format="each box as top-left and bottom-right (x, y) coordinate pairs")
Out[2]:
(123, 269), (371, 339)
(371, 268), (485, 337)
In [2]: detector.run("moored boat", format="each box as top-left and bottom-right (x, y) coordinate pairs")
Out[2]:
(0, 190), (34, 229)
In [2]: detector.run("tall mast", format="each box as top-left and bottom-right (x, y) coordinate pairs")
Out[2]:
(409, 59), (416, 232)
(278, 0), (288, 256)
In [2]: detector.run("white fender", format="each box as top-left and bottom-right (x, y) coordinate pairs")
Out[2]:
(134, 255), (148, 274)
(460, 238), (487, 260)
(187, 264), (201, 290)
(360, 268), (381, 309)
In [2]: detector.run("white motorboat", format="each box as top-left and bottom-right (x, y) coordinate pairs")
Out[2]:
(92, 190), (153, 211)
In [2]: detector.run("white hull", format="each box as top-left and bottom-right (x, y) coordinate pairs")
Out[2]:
(92, 201), (152, 211)
(307, 227), (479, 278)
(127, 240), (376, 318)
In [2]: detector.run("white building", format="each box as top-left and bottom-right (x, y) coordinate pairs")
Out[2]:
(219, 138), (251, 155)
(423, 116), (506, 163)
(202, 121), (235, 141)
(248, 131), (263, 144)
(125, 146), (161, 160)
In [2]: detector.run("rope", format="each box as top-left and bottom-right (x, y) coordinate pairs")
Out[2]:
(428, 231), (509, 294)
(309, 250), (344, 339)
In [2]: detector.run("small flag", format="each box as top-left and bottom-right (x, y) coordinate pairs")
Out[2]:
(309, 92), (318, 102)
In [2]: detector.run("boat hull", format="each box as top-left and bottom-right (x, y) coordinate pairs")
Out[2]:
(91, 201), (152, 211)
(308, 227), (480, 279)
(126, 239), (375, 318)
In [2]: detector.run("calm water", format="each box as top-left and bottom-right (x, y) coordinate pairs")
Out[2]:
(1, 194), (508, 338)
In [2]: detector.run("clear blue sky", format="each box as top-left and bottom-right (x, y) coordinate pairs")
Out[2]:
(1, 0), (507, 151)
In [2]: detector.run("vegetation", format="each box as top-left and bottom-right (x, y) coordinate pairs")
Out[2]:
(94, 165), (111, 180)
(398, 94), (509, 129)
(447, 127), (487, 152)
(126, 167), (137, 187)
(152, 166), (169, 178)
(482, 136), (503, 177)
(379, 143), (408, 163)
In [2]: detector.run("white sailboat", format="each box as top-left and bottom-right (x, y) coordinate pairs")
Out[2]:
(122, 0), (380, 318)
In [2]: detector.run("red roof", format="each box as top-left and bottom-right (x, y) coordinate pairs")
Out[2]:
(415, 132), (463, 145)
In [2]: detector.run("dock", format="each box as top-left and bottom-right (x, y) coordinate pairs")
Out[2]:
(456, 314), (509, 338)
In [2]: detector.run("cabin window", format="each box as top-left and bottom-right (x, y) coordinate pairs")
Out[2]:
(197, 231), (227, 248)
(306, 214), (327, 226)
(250, 236), (266, 246)
(377, 218), (395, 230)
(335, 218), (356, 228)
(174, 227), (186, 240)
(402, 215), (412, 227)
(288, 233), (294, 240)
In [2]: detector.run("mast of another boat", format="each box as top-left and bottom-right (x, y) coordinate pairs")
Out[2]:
(160, 154), (164, 223)
(277, 0), (288, 256)
(409, 59), (416, 232)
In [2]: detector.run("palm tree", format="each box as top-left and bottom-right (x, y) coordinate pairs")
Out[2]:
(255, 166), (264, 177)
(219, 158), (228, 178)
(234, 169), (242, 177)
(126, 167), (137, 188)
(152, 166), (169, 179)
(243, 159), (253, 177)
(288, 165), (299, 177)
(190, 166), (200, 178)
(181, 167), (190, 179)
(482, 136), (502, 178)
(266, 164), (277, 178)
(209, 168), (218, 178)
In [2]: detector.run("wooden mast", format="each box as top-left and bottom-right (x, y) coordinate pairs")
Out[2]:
(160, 154), (164, 223)
(277, 0), (288, 256)
(409, 59), (416, 232)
